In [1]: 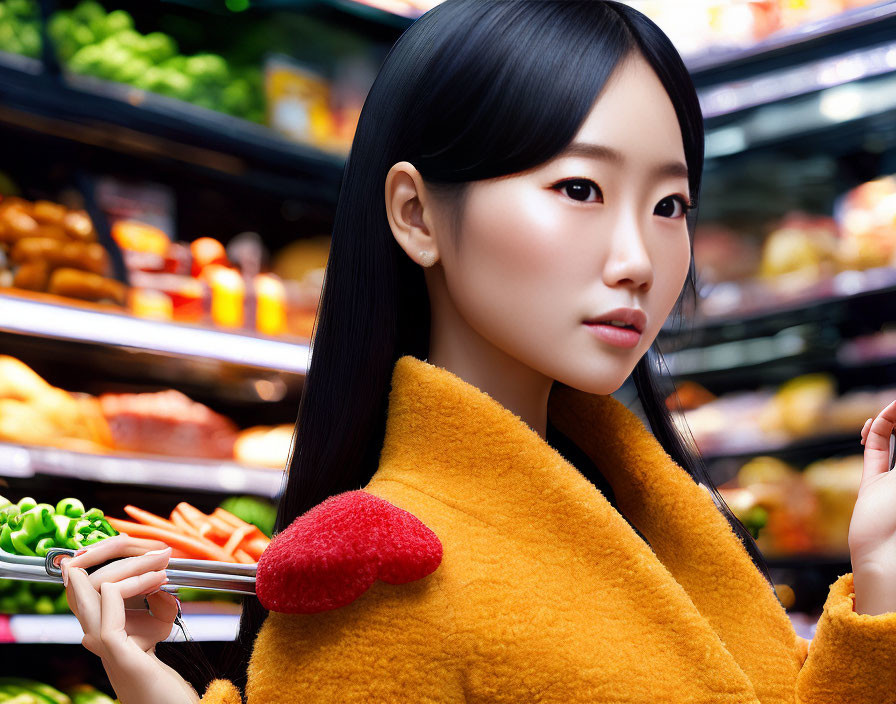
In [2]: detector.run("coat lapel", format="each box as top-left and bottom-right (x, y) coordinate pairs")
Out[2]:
(548, 384), (805, 703)
(370, 356), (804, 703)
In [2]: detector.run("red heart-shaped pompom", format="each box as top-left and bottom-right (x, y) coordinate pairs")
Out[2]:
(255, 490), (443, 614)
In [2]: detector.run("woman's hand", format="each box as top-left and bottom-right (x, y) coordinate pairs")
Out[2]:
(59, 535), (200, 704)
(60, 534), (178, 657)
(850, 399), (896, 614)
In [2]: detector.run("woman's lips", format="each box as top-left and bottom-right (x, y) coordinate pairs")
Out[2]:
(583, 322), (641, 348)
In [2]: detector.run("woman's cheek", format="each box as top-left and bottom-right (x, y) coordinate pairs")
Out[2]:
(448, 227), (564, 359)
(653, 234), (691, 331)
(455, 226), (548, 330)
(672, 234), (692, 303)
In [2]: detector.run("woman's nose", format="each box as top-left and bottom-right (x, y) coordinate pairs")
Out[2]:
(602, 224), (653, 292)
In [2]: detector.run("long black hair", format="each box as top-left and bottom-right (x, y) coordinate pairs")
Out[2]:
(158, 0), (776, 695)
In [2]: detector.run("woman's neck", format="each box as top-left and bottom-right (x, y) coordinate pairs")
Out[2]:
(426, 342), (553, 441)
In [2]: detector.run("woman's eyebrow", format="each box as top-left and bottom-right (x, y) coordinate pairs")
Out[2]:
(557, 142), (688, 181)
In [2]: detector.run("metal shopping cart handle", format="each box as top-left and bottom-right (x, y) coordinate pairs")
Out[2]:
(0, 546), (257, 596)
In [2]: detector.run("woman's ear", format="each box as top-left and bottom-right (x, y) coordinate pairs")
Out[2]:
(385, 161), (440, 268)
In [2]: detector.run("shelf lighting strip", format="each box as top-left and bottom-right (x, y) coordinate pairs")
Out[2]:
(5, 613), (240, 643)
(0, 442), (285, 499)
(698, 39), (896, 119)
(0, 295), (310, 375)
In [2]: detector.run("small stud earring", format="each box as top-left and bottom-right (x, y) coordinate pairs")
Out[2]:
(419, 250), (437, 268)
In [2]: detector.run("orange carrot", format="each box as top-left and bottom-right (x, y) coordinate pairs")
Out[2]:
(106, 517), (236, 562)
(175, 502), (212, 530)
(228, 525), (269, 558)
(169, 509), (200, 536)
(209, 507), (271, 558)
(233, 549), (255, 564)
(198, 521), (230, 543)
(211, 508), (267, 539)
(196, 522), (210, 539)
(206, 514), (237, 536)
(223, 524), (255, 556)
(243, 536), (270, 561)
(123, 505), (178, 531)
(212, 508), (246, 529)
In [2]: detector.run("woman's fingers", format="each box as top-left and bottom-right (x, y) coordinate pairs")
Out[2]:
(99, 570), (169, 649)
(862, 399), (896, 481)
(66, 565), (101, 645)
(124, 537), (171, 551)
(63, 535), (169, 573)
(87, 548), (171, 591)
(144, 589), (179, 624)
(122, 589), (179, 623)
(60, 535), (177, 662)
(861, 417), (873, 445)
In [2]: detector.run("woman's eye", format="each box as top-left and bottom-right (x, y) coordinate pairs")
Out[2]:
(655, 195), (689, 219)
(554, 179), (602, 203)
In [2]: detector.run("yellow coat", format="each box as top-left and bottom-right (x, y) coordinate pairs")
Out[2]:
(201, 355), (896, 703)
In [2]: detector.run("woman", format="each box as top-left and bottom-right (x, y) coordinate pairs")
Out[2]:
(60, 1), (896, 702)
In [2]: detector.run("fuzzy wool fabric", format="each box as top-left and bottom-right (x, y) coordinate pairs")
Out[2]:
(255, 490), (443, 613)
(201, 355), (896, 703)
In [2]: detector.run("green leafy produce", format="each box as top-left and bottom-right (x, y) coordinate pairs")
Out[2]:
(0, 693), (41, 703)
(0, 680), (116, 704)
(142, 31), (176, 63)
(0, 677), (71, 703)
(0, 494), (118, 557)
(219, 495), (276, 537)
(66, 684), (117, 704)
(743, 505), (769, 540)
(49, 0), (266, 122)
(0, 574), (70, 614)
(0, 0), (42, 58)
(71, 1), (105, 24)
(98, 9), (133, 39)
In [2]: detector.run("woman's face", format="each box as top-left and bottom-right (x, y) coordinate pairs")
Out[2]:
(425, 54), (693, 395)
(386, 53), (694, 400)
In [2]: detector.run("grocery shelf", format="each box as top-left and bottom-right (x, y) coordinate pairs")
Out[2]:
(0, 291), (310, 376)
(166, 0), (416, 29)
(702, 63), (896, 158)
(2, 613), (240, 643)
(659, 271), (896, 350)
(688, 2), (896, 157)
(0, 58), (345, 202)
(766, 554), (851, 570)
(669, 350), (896, 396)
(663, 329), (896, 393)
(699, 431), (861, 465)
(0, 442), (285, 498)
(664, 325), (816, 379)
(247, 0), (417, 28)
(697, 35), (896, 121)
(688, 0), (896, 79)
(318, 0), (420, 24)
(0, 50), (41, 77)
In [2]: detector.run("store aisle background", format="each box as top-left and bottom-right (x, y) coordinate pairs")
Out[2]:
(0, 0), (895, 696)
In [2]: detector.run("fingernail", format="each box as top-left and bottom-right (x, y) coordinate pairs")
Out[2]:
(146, 547), (172, 556)
(61, 562), (69, 588)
